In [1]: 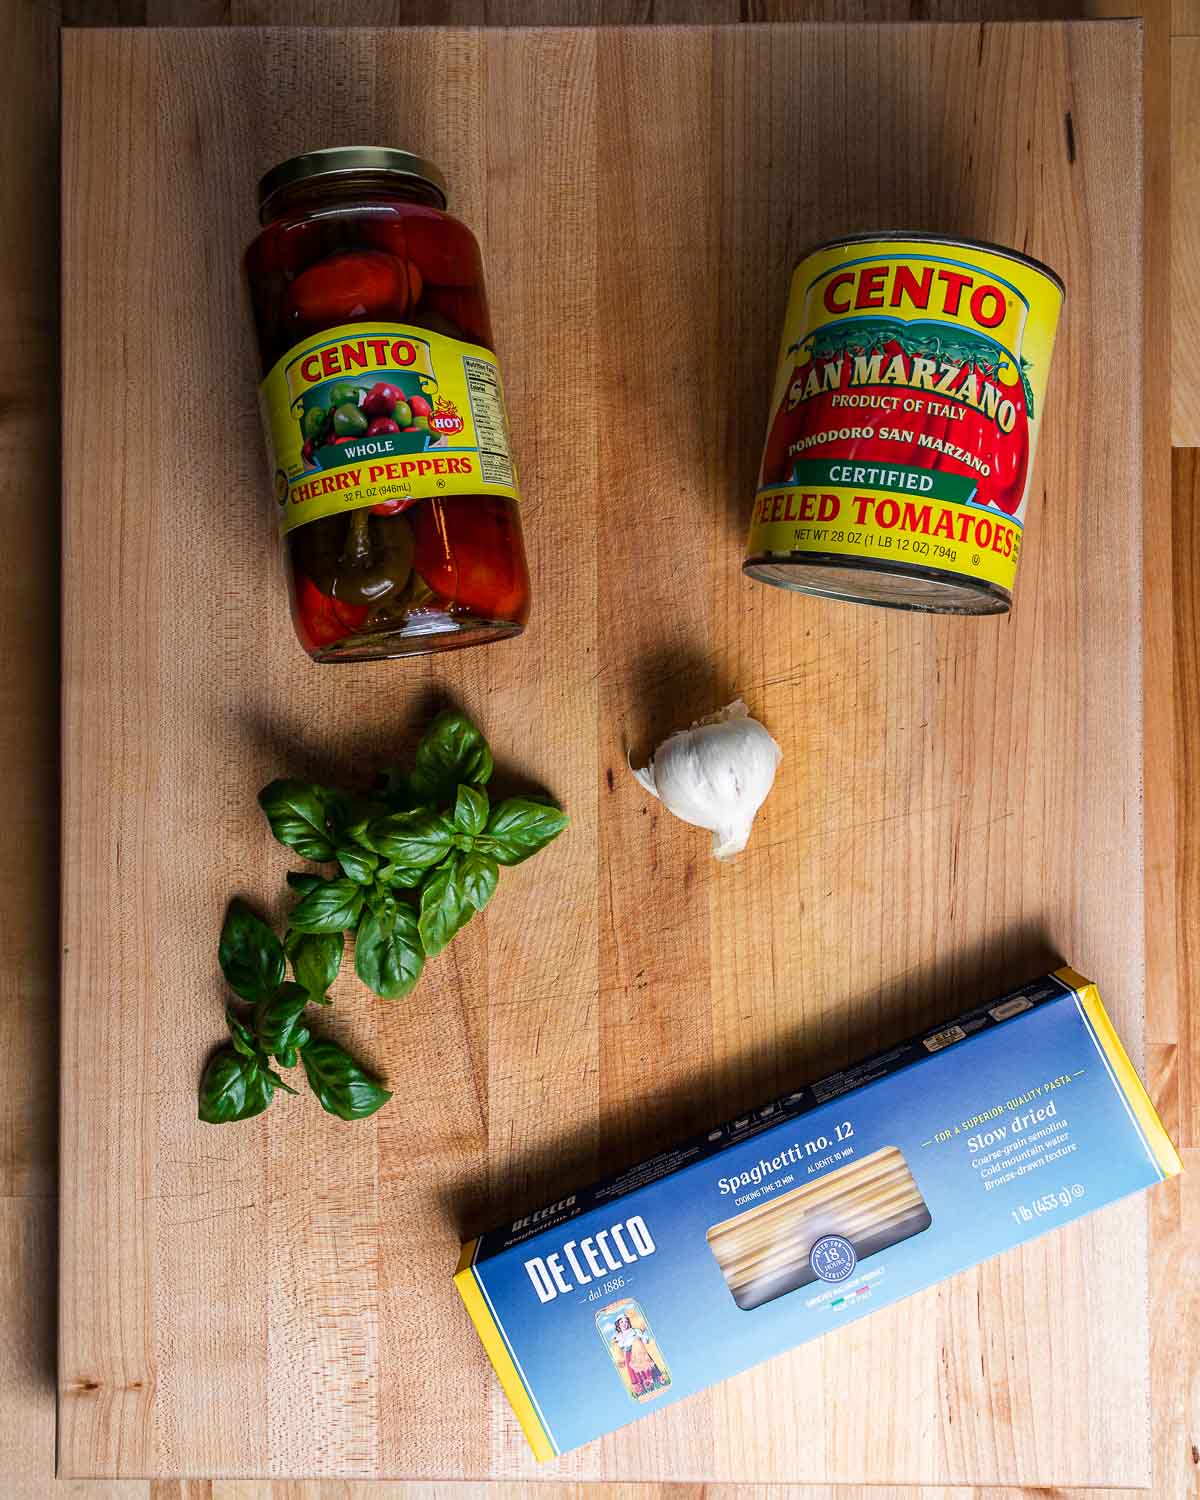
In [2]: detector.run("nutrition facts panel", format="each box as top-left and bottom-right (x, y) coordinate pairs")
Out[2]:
(462, 355), (516, 488)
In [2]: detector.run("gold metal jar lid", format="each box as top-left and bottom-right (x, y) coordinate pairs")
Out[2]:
(257, 147), (448, 220)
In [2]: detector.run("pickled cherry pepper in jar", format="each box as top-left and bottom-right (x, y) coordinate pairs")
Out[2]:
(245, 147), (530, 662)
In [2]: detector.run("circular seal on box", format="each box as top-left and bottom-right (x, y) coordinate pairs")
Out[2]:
(810, 1234), (857, 1283)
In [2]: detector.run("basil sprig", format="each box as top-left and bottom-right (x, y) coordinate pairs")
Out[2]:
(197, 710), (567, 1124)
(198, 900), (388, 1126)
(267, 710), (567, 1003)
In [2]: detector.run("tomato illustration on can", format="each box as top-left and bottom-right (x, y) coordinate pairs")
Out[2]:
(745, 235), (1064, 614)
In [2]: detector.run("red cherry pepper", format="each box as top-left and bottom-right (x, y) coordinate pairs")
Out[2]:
(365, 416), (401, 436)
(426, 285), (492, 346)
(286, 250), (410, 326)
(292, 573), (370, 652)
(369, 497), (411, 517)
(400, 211), (481, 287)
(359, 217), (408, 259)
(250, 218), (325, 278)
(411, 497), (528, 619)
(363, 382), (403, 419)
(408, 394), (433, 419)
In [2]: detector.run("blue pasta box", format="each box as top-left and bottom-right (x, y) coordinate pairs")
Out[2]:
(454, 966), (1180, 1460)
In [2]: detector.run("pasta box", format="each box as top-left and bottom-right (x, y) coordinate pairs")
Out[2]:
(453, 966), (1180, 1460)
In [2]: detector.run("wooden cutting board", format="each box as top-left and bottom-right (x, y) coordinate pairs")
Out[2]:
(60, 22), (1148, 1484)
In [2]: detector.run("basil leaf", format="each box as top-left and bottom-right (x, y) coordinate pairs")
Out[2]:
(300, 1038), (392, 1121)
(378, 766), (428, 812)
(453, 783), (489, 835)
(288, 878), (364, 934)
(287, 871), (323, 895)
(418, 854), (474, 957)
(337, 845), (378, 885)
(256, 980), (311, 1059)
(377, 861), (425, 889)
(410, 711), (493, 804)
(274, 1032), (311, 1069)
(218, 899), (286, 1004)
(477, 797), (569, 866)
(285, 928), (343, 1000)
(258, 780), (335, 862)
(365, 884), (398, 925)
(332, 796), (390, 849)
(459, 850), (499, 912)
(225, 1004), (263, 1061)
(198, 1048), (275, 1124)
(354, 903), (424, 1000)
(367, 809), (455, 869)
(262, 1064), (299, 1095)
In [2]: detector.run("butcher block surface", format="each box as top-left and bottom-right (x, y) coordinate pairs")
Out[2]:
(60, 22), (1149, 1483)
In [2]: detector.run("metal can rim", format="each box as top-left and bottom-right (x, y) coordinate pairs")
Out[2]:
(257, 147), (449, 221)
(791, 231), (1065, 300)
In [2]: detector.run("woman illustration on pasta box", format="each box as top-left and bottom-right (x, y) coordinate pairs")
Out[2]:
(597, 1299), (671, 1400)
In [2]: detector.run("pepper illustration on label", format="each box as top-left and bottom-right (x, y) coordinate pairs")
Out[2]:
(260, 320), (520, 535)
(745, 236), (1063, 615)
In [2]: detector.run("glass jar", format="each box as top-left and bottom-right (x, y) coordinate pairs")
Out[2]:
(245, 147), (531, 662)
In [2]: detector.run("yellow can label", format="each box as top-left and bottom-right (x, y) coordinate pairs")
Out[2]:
(259, 321), (519, 534)
(748, 238), (1062, 598)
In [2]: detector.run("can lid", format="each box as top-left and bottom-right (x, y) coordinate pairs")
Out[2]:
(792, 231), (1065, 298)
(257, 147), (448, 219)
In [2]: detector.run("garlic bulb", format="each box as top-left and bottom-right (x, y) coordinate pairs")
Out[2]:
(630, 700), (782, 860)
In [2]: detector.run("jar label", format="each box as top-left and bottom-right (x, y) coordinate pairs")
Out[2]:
(259, 321), (519, 534)
(747, 239), (1062, 599)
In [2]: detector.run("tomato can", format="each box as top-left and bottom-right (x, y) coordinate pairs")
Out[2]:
(744, 234), (1064, 614)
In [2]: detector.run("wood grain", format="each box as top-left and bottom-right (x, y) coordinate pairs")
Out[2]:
(143, 1481), (1165, 1500)
(60, 0), (1093, 23)
(32, 2), (1176, 1500)
(1171, 451), (1200, 1148)
(1137, 0), (1183, 1146)
(2, 1200), (150, 1500)
(57, 22), (1152, 1486)
(1080, 0), (1182, 1101)
(0, 4), (105, 1499)
(0, 1), (1182, 1498)
(0, 0), (60, 1212)
(1173, 38), (1200, 442)
(1174, 0), (1200, 31)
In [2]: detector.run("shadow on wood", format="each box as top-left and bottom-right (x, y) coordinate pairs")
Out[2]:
(442, 919), (1062, 1239)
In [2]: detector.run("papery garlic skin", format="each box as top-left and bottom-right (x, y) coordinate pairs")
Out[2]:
(630, 700), (782, 859)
